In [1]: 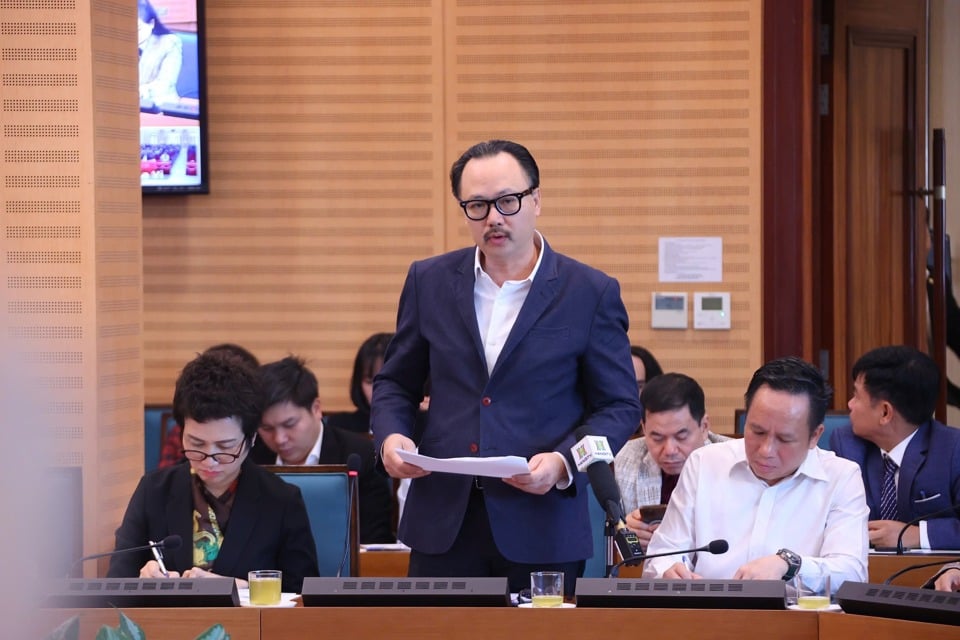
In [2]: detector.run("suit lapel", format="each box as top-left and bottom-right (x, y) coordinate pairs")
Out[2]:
(864, 447), (884, 519)
(168, 465), (195, 572)
(317, 426), (342, 464)
(211, 461), (261, 576)
(453, 249), (487, 372)
(897, 421), (930, 515)
(491, 241), (559, 379)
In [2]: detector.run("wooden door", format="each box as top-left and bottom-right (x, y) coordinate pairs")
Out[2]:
(820, 0), (928, 406)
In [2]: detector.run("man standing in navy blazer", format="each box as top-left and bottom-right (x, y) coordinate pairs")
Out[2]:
(830, 345), (960, 550)
(372, 139), (642, 595)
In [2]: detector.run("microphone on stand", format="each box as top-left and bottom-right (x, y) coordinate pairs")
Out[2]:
(571, 426), (644, 573)
(68, 534), (182, 577)
(891, 503), (960, 554)
(336, 453), (362, 578)
(609, 539), (729, 577)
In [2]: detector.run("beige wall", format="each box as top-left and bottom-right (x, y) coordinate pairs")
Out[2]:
(143, 0), (764, 434)
(1, 1), (143, 567)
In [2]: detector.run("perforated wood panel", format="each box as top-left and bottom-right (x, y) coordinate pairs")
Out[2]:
(141, 0), (761, 433)
(1, 0), (143, 571)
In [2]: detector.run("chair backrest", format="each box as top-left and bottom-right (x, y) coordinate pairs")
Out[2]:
(262, 464), (359, 577)
(734, 409), (850, 452)
(144, 404), (176, 472)
(583, 482), (609, 578)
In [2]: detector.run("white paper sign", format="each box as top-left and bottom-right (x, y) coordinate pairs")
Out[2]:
(658, 237), (723, 282)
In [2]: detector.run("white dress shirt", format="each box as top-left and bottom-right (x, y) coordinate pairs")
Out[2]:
(472, 231), (571, 488)
(643, 438), (869, 594)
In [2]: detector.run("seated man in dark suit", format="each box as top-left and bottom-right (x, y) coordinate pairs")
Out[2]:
(830, 345), (960, 550)
(251, 355), (394, 543)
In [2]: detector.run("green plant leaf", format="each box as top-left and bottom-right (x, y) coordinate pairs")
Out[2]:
(94, 627), (125, 640)
(44, 615), (80, 640)
(194, 623), (231, 640)
(116, 610), (147, 640)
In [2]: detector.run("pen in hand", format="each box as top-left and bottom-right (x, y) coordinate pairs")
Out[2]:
(149, 540), (169, 577)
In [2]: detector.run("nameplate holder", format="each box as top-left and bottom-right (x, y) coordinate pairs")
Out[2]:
(575, 578), (786, 609)
(43, 577), (239, 608)
(301, 577), (510, 607)
(837, 581), (960, 627)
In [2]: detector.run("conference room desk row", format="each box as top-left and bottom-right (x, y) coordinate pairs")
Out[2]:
(42, 607), (960, 640)
(359, 550), (960, 587)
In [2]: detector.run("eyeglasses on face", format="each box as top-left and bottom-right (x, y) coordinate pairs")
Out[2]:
(459, 186), (536, 221)
(182, 439), (246, 464)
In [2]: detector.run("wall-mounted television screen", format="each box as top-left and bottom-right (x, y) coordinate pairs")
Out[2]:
(138, 0), (209, 194)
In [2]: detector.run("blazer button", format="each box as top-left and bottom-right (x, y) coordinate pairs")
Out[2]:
(469, 443), (479, 453)
(481, 397), (492, 406)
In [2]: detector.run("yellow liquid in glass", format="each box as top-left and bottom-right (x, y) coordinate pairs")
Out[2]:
(249, 577), (282, 605)
(796, 596), (831, 610)
(531, 595), (564, 608)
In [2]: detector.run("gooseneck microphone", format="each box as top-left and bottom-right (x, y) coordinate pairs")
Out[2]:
(883, 558), (956, 585)
(609, 539), (730, 577)
(68, 534), (182, 577)
(571, 426), (644, 571)
(893, 502), (960, 554)
(336, 453), (362, 578)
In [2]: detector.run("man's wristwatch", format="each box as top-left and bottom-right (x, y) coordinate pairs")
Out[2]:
(776, 548), (802, 581)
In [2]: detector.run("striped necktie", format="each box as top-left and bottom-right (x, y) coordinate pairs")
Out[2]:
(879, 454), (899, 521)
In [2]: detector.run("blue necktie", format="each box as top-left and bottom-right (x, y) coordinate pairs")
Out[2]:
(880, 454), (899, 521)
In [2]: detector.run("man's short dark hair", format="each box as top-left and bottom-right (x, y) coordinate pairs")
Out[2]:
(172, 351), (263, 443)
(449, 139), (540, 199)
(744, 356), (832, 435)
(641, 373), (706, 423)
(851, 345), (939, 426)
(259, 355), (319, 412)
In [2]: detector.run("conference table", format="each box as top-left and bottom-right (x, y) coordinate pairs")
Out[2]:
(360, 548), (960, 588)
(41, 606), (960, 639)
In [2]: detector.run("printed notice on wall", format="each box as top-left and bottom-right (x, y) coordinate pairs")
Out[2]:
(658, 237), (722, 282)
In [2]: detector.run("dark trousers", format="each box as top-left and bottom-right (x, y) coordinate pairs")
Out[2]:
(407, 486), (584, 597)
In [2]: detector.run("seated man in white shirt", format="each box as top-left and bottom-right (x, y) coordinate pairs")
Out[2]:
(614, 373), (729, 549)
(643, 357), (869, 595)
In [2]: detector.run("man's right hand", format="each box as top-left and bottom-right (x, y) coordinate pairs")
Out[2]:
(381, 433), (430, 479)
(624, 510), (657, 549)
(139, 561), (180, 579)
(935, 567), (960, 592)
(662, 561), (701, 580)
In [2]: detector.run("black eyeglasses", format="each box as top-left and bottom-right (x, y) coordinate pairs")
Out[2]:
(459, 187), (536, 221)
(183, 440), (246, 464)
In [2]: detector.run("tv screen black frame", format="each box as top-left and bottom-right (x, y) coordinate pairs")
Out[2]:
(138, 0), (210, 194)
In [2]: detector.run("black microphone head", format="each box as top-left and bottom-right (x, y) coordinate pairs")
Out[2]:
(346, 453), (362, 474)
(574, 425), (592, 440)
(161, 534), (182, 551)
(707, 539), (729, 554)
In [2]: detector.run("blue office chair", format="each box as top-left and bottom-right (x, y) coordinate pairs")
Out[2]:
(734, 409), (850, 452)
(263, 464), (359, 577)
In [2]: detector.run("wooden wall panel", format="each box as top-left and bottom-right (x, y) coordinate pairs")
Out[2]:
(1, 0), (143, 568)
(143, 0), (762, 434)
(142, 0), (446, 407)
(444, 1), (762, 432)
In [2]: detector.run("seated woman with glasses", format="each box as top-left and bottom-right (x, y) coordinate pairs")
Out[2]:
(107, 351), (319, 593)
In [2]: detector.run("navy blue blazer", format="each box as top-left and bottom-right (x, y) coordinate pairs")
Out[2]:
(830, 419), (960, 549)
(107, 460), (319, 592)
(372, 238), (642, 564)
